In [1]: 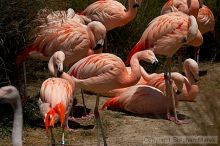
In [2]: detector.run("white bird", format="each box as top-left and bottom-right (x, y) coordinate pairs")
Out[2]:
(0, 86), (23, 146)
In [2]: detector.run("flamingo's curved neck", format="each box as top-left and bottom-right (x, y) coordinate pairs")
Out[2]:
(87, 27), (95, 49)
(185, 64), (196, 85)
(125, 52), (142, 86)
(12, 97), (23, 146)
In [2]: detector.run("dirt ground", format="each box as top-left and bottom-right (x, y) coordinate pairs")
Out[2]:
(1, 61), (220, 146)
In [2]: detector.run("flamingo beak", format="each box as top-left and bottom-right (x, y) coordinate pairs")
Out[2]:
(151, 59), (159, 72)
(176, 90), (182, 95)
(133, 0), (139, 8)
(93, 39), (104, 51)
(57, 63), (63, 77)
(133, 3), (139, 8)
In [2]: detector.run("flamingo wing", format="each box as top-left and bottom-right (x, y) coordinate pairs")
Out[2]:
(82, 1), (126, 30)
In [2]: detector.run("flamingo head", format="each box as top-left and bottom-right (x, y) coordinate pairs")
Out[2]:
(54, 103), (65, 127)
(131, 0), (142, 8)
(141, 50), (158, 65)
(45, 109), (56, 133)
(87, 21), (106, 52)
(198, 0), (203, 8)
(48, 51), (65, 77)
(187, 15), (203, 47)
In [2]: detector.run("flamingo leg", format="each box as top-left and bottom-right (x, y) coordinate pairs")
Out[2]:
(61, 126), (65, 146)
(195, 47), (200, 63)
(21, 62), (27, 104)
(81, 88), (88, 115)
(50, 127), (56, 146)
(177, 55), (183, 73)
(94, 95), (107, 146)
(81, 89), (94, 120)
(103, 35), (108, 53)
(164, 58), (189, 124)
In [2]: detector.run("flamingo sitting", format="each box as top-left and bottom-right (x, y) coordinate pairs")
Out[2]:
(67, 49), (158, 145)
(161, 0), (203, 17)
(100, 67), (184, 97)
(125, 11), (203, 124)
(39, 51), (75, 145)
(195, 4), (215, 63)
(16, 20), (106, 67)
(100, 78), (184, 120)
(0, 86), (23, 146)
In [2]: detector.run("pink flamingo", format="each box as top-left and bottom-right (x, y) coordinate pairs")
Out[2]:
(100, 67), (183, 97)
(195, 4), (215, 62)
(0, 86), (23, 146)
(39, 51), (75, 145)
(68, 49), (158, 145)
(100, 78), (184, 119)
(125, 11), (203, 124)
(82, 0), (142, 31)
(35, 8), (91, 26)
(16, 20), (106, 67)
(177, 58), (199, 101)
(161, 0), (203, 17)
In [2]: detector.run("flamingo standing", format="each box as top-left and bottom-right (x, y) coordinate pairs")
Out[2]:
(67, 49), (158, 145)
(125, 11), (203, 124)
(195, 4), (215, 63)
(177, 58), (199, 101)
(16, 20), (106, 67)
(161, 0), (203, 17)
(81, 0), (142, 52)
(82, 0), (142, 31)
(39, 51), (75, 145)
(0, 86), (23, 146)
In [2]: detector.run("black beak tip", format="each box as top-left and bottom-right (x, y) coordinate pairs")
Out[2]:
(176, 90), (182, 95)
(195, 79), (199, 83)
(93, 44), (103, 51)
(133, 4), (139, 8)
(57, 71), (63, 77)
(153, 61), (159, 66)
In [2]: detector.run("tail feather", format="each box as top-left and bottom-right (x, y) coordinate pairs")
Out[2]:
(45, 108), (56, 133)
(100, 97), (124, 110)
(16, 46), (38, 65)
(125, 42), (144, 65)
(54, 103), (65, 127)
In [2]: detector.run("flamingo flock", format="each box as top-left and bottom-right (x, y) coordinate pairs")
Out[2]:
(1, 0), (215, 145)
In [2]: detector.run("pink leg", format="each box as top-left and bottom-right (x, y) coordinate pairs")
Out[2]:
(81, 88), (94, 120)
(166, 111), (190, 124)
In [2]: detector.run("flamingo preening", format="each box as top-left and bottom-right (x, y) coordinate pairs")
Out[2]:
(67, 49), (158, 145)
(0, 86), (23, 146)
(39, 51), (75, 145)
(125, 11), (203, 124)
